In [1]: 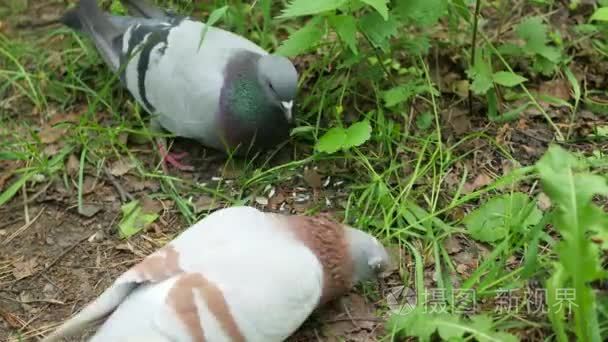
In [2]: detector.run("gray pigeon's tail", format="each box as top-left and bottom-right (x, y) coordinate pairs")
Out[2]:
(121, 0), (170, 19)
(61, 0), (123, 71)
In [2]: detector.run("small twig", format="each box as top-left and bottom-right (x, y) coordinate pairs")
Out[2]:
(2, 207), (45, 245)
(103, 166), (134, 203)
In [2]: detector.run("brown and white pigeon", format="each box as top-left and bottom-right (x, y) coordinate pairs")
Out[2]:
(61, 0), (298, 170)
(41, 206), (389, 342)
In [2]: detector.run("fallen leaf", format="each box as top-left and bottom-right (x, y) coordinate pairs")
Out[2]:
(109, 158), (135, 177)
(78, 204), (102, 218)
(255, 196), (269, 206)
(456, 263), (469, 275)
(39, 127), (67, 144)
(537, 192), (552, 211)
(12, 257), (38, 280)
(268, 191), (286, 210)
(443, 107), (472, 136)
(66, 154), (80, 176)
(538, 78), (571, 107)
(463, 173), (493, 193)
(43, 144), (61, 156)
(141, 197), (163, 215)
(0, 163), (17, 190)
(118, 199), (159, 238)
(303, 167), (323, 188)
(444, 236), (463, 254)
(38, 112), (80, 144)
(82, 176), (97, 194)
(193, 195), (222, 213)
(0, 310), (23, 329)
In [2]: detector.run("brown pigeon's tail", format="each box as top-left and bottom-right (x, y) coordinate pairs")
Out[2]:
(61, 0), (123, 71)
(40, 282), (137, 342)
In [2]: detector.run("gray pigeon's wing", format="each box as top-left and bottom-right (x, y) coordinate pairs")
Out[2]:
(61, 0), (124, 71)
(120, 0), (173, 19)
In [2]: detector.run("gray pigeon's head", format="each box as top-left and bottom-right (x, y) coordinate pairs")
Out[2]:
(344, 226), (390, 284)
(257, 54), (298, 123)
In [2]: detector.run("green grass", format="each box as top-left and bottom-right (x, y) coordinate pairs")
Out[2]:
(2, 0), (608, 341)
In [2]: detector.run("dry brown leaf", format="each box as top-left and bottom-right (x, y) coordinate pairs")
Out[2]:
(538, 192), (552, 211)
(193, 195), (222, 213)
(443, 107), (471, 135)
(66, 154), (80, 176)
(141, 197), (163, 215)
(539, 78), (571, 106)
(39, 127), (67, 144)
(0, 163), (17, 191)
(78, 204), (102, 218)
(12, 257), (38, 280)
(444, 236), (463, 254)
(110, 158), (135, 177)
(268, 191), (286, 210)
(303, 167), (322, 189)
(38, 112), (80, 144)
(0, 309), (24, 329)
(463, 173), (492, 193)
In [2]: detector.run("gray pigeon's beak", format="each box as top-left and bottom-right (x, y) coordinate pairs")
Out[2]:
(281, 101), (293, 124)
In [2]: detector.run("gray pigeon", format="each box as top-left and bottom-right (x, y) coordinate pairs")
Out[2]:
(61, 0), (298, 170)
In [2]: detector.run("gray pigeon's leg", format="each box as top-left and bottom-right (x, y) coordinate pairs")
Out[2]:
(150, 118), (194, 172)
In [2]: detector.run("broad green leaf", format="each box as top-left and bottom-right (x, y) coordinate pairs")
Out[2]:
(492, 71), (528, 87)
(360, 0), (389, 20)
(388, 309), (518, 341)
(469, 55), (493, 95)
(278, 0), (347, 18)
(198, 6), (229, 50)
(564, 66), (581, 102)
(328, 15), (358, 54)
(315, 127), (347, 153)
(590, 7), (608, 21)
(536, 145), (607, 342)
(416, 111), (433, 130)
(118, 200), (159, 239)
(276, 18), (323, 57)
(468, 46), (494, 95)
(343, 120), (372, 148)
(276, 19), (324, 57)
(463, 193), (542, 243)
(110, 0), (127, 15)
(516, 16), (562, 65)
(394, 0), (448, 27)
(382, 85), (415, 107)
(359, 12), (399, 51)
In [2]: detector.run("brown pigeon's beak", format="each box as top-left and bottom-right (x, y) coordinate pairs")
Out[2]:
(281, 101), (293, 124)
